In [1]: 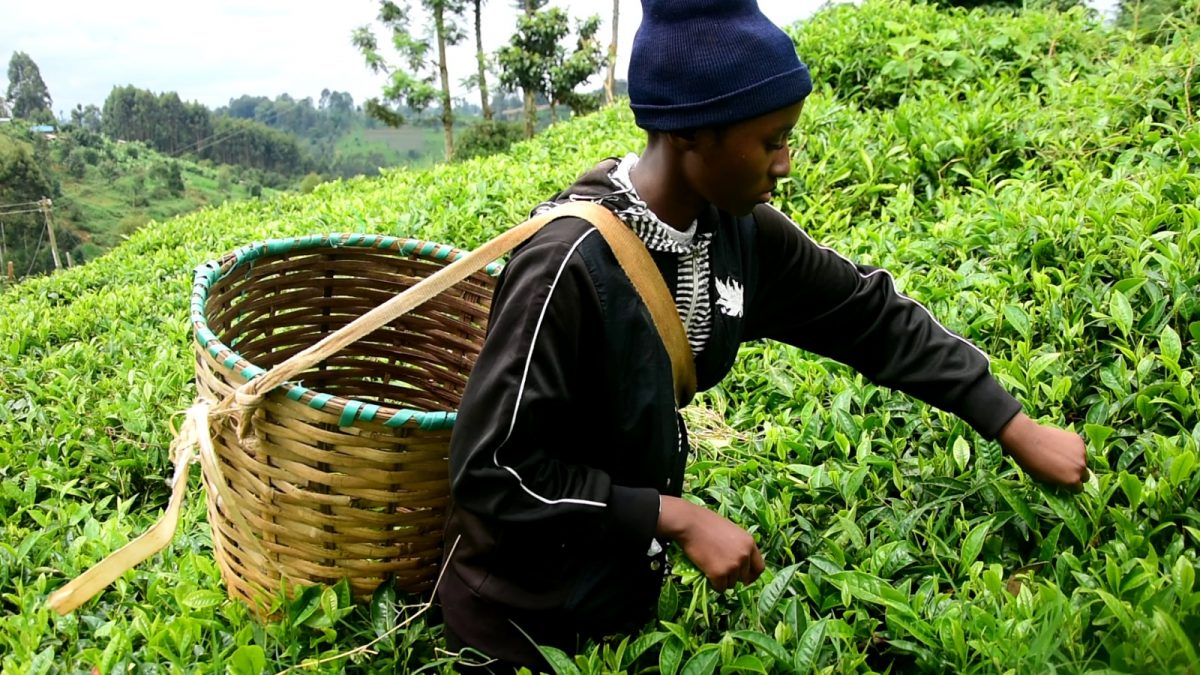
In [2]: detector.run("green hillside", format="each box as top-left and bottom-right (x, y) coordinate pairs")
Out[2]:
(332, 122), (447, 172)
(2, 1), (1198, 672)
(56, 145), (278, 256)
(0, 125), (279, 276)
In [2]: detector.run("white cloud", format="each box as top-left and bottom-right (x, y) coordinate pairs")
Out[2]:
(0, 0), (826, 116)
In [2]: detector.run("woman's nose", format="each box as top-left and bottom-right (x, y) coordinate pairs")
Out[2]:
(770, 146), (791, 177)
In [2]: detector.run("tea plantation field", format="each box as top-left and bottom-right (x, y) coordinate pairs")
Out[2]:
(1, 1), (1198, 672)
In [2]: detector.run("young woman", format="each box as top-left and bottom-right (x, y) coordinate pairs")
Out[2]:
(438, 0), (1088, 669)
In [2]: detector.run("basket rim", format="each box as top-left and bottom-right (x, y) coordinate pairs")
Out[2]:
(190, 232), (502, 431)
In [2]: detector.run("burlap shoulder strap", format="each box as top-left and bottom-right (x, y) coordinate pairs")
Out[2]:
(559, 201), (698, 406)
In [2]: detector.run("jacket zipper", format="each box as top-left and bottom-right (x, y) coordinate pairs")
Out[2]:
(682, 253), (699, 339)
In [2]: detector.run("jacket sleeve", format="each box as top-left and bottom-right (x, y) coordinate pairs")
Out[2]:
(743, 205), (1021, 439)
(448, 231), (659, 550)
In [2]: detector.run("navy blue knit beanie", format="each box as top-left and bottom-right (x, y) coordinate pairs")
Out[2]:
(629, 0), (812, 131)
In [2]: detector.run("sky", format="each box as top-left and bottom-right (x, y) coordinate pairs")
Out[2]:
(0, 0), (830, 119)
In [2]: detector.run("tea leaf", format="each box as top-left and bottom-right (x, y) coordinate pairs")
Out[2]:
(730, 630), (791, 666)
(1043, 491), (1089, 547)
(370, 582), (397, 645)
(793, 619), (828, 674)
(757, 563), (800, 620)
(1109, 290), (1134, 336)
(680, 647), (720, 675)
(623, 632), (668, 669)
(1003, 305), (1032, 341)
(724, 654), (769, 674)
(994, 480), (1038, 530)
(660, 636), (684, 675)
(228, 645), (265, 675)
(181, 590), (225, 611)
(1160, 325), (1182, 365)
(952, 436), (971, 473)
(1173, 556), (1195, 599)
(959, 518), (993, 574)
(539, 646), (582, 675)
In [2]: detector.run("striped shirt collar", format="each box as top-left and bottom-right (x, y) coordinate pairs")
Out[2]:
(608, 154), (710, 254)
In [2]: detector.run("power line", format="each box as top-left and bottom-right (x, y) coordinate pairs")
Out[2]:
(108, 105), (285, 162)
(0, 208), (43, 217)
(0, 199), (43, 210)
(168, 106), (286, 159)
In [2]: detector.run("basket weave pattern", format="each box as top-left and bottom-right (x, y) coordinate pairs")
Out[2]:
(191, 235), (499, 606)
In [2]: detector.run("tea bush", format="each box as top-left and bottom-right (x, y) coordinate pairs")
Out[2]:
(1, 1), (1198, 672)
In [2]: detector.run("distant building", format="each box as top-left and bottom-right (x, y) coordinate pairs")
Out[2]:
(29, 124), (57, 140)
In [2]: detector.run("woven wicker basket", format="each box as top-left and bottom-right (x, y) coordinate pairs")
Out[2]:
(189, 234), (501, 607)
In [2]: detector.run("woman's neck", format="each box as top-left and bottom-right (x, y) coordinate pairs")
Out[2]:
(629, 143), (705, 232)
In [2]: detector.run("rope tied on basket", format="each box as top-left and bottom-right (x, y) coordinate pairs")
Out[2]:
(47, 396), (279, 615)
(45, 201), (697, 616)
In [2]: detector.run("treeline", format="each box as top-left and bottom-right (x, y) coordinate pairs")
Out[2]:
(216, 91), (387, 177)
(198, 117), (307, 176)
(220, 90), (358, 143)
(101, 87), (212, 156)
(102, 86), (311, 182)
(102, 86), (406, 181)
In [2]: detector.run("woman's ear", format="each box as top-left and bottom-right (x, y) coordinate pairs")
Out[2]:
(665, 128), (700, 151)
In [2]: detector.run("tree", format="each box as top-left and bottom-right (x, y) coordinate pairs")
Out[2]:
(0, 134), (71, 276)
(548, 15), (604, 120)
(353, 0), (465, 160)
(454, 118), (523, 160)
(512, 0), (549, 138)
(497, 6), (604, 136)
(471, 0), (493, 120)
(299, 172), (323, 194)
(1118, 0), (1192, 42)
(6, 52), (53, 122)
(128, 171), (147, 207)
(69, 104), (102, 132)
(123, 93), (214, 156)
(64, 149), (87, 178)
(605, 0), (619, 105)
(151, 160), (185, 196)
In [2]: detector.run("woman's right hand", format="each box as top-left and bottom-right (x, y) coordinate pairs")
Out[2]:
(657, 495), (765, 592)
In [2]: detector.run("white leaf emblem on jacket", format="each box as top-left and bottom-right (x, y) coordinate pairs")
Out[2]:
(715, 277), (743, 318)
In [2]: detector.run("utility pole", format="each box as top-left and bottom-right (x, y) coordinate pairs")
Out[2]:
(40, 197), (61, 270)
(0, 221), (6, 277)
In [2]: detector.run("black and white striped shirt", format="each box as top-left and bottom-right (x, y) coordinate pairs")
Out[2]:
(609, 154), (714, 355)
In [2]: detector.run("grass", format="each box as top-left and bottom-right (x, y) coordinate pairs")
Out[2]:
(0, 1), (1197, 672)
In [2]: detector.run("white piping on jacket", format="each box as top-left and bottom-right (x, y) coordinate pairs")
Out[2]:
(764, 204), (990, 364)
(493, 228), (608, 508)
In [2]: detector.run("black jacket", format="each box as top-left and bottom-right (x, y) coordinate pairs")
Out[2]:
(438, 158), (1021, 655)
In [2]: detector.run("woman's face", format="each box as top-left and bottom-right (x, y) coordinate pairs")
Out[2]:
(680, 100), (804, 216)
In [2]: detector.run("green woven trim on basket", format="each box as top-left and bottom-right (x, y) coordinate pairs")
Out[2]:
(339, 400), (362, 428)
(189, 233), (494, 433)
